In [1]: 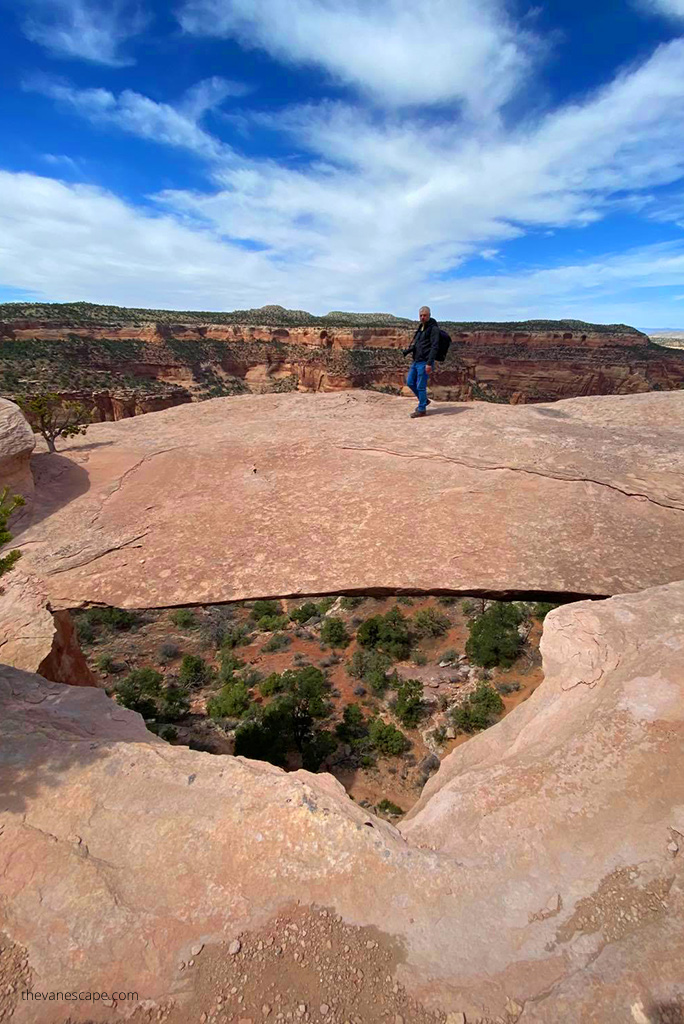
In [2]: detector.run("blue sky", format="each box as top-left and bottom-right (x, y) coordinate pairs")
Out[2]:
(2, 0), (684, 327)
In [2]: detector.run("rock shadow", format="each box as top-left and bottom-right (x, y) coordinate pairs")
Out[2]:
(10, 453), (90, 541)
(0, 665), (153, 815)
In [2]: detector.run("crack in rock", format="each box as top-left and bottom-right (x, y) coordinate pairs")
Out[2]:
(336, 444), (684, 512)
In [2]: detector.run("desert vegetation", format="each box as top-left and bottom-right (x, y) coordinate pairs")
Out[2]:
(71, 592), (555, 814)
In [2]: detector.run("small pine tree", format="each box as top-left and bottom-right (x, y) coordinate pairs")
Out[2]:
(17, 393), (90, 453)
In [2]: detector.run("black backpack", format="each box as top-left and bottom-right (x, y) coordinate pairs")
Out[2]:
(436, 328), (451, 362)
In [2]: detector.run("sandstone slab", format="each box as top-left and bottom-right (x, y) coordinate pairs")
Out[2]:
(11, 389), (684, 610)
(0, 579), (682, 1022)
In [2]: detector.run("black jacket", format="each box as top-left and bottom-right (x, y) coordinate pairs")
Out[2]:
(403, 318), (440, 365)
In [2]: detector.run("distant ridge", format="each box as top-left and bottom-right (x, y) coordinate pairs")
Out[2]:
(0, 300), (645, 336)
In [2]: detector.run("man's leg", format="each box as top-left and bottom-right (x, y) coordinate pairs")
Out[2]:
(406, 363), (419, 402)
(416, 362), (428, 412)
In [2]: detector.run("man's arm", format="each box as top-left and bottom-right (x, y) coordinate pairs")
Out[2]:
(426, 323), (440, 367)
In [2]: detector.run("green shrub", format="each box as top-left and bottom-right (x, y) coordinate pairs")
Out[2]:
(250, 599), (281, 620)
(234, 699), (292, 766)
(178, 654), (211, 687)
(96, 653), (116, 673)
(413, 606), (451, 638)
(257, 613), (290, 632)
(335, 702), (367, 742)
(465, 603), (523, 668)
(438, 597), (457, 606)
(340, 596), (364, 611)
(461, 599), (476, 615)
(317, 597), (337, 615)
(159, 683), (191, 721)
(0, 487), (25, 579)
(438, 647), (459, 663)
(290, 601), (319, 623)
(221, 625), (251, 649)
(396, 596), (414, 606)
(376, 799), (404, 816)
(531, 601), (559, 620)
(412, 652), (428, 666)
(346, 648), (392, 690)
(115, 668), (163, 718)
(170, 608), (196, 629)
(159, 725), (178, 742)
(262, 632), (292, 653)
(77, 606), (139, 641)
(495, 681), (521, 695)
(356, 607), (411, 660)
(368, 718), (410, 756)
(259, 671), (284, 697)
(452, 682), (505, 733)
(207, 681), (251, 719)
(320, 617), (350, 649)
(302, 729), (338, 771)
(394, 679), (425, 728)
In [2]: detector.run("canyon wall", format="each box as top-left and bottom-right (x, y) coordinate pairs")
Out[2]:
(2, 308), (684, 411)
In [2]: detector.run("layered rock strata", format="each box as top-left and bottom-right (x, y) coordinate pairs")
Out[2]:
(3, 310), (684, 407)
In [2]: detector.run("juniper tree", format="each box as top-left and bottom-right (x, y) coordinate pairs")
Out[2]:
(16, 393), (90, 453)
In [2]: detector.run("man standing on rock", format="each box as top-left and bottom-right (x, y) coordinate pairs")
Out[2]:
(403, 306), (440, 418)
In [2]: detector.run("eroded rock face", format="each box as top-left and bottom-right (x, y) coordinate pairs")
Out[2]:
(10, 389), (684, 612)
(0, 570), (97, 686)
(1, 579), (682, 1023)
(0, 398), (35, 502)
(3, 315), (684, 405)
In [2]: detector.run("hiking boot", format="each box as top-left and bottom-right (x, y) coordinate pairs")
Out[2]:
(410, 409), (427, 418)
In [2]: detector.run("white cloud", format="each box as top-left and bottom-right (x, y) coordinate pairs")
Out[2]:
(27, 76), (244, 162)
(10, 33), (684, 325)
(18, 0), (149, 66)
(637, 0), (684, 20)
(178, 0), (542, 114)
(3, 171), (684, 327)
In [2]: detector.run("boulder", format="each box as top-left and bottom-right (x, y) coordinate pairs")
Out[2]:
(1, 579), (683, 1022)
(0, 397), (34, 504)
(10, 390), (684, 611)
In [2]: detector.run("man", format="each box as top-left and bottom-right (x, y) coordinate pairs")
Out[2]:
(403, 305), (439, 418)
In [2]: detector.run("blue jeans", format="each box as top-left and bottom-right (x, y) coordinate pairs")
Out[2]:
(406, 361), (429, 411)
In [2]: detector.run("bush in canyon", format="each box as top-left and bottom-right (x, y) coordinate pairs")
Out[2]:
(412, 606), (451, 638)
(262, 632), (291, 653)
(452, 682), (505, 733)
(465, 602), (524, 668)
(412, 652), (428, 666)
(250, 599), (280, 620)
(320, 616), (350, 649)
(346, 648), (394, 695)
(394, 678), (425, 728)
(335, 702), (367, 743)
(368, 718), (410, 756)
(317, 597), (337, 615)
(356, 607), (412, 661)
(170, 608), (196, 629)
(179, 653), (212, 688)
(301, 729), (338, 772)
(158, 641), (180, 665)
(0, 488), (25, 579)
(340, 596), (364, 611)
(158, 683), (191, 721)
(376, 799), (404, 816)
(438, 597), (458, 606)
(221, 624), (252, 649)
(530, 601), (560, 620)
(115, 668), (163, 718)
(289, 601), (320, 624)
(207, 681), (251, 720)
(259, 671), (285, 697)
(16, 393), (90, 453)
(218, 650), (245, 684)
(257, 613), (290, 632)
